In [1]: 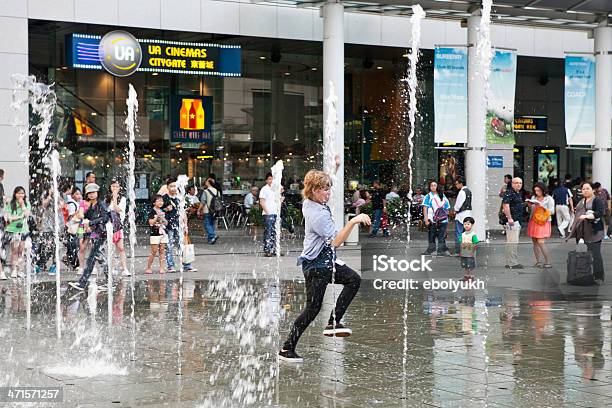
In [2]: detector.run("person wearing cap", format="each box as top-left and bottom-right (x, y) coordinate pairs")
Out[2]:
(69, 183), (109, 291)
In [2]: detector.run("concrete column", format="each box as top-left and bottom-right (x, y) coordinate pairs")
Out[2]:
(593, 25), (612, 190)
(0, 9), (28, 194)
(466, 15), (488, 239)
(322, 1), (344, 225)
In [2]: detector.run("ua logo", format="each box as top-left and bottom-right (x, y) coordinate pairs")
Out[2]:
(114, 46), (135, 62)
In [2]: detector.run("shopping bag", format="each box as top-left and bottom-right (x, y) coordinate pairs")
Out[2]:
(183, 234), (195, 264)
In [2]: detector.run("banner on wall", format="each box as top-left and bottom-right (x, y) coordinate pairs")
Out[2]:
(486, 50), (517, 145)
(434, 47), (468, 143)
(564, 55), (596, 145)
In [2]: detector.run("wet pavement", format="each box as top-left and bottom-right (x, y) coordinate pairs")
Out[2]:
(2, 233), (612, 407)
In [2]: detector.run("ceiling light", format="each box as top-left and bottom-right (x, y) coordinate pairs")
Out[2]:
(91, 112), (97, 116)
(152, 72), (159, 76)
(259, 56), (266, 60)
(284, 72), (290, 76)
(376, 66), (383, 70)
(311, 67), (317, 71)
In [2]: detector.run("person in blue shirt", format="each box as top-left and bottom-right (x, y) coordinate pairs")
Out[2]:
(422, 180), (451, 256)
(278, 169), (370, 363)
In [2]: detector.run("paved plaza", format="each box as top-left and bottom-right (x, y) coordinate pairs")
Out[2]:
(2, 229), (612, 407)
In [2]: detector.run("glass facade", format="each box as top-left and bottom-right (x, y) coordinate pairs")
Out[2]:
(28, 20), (440, 202)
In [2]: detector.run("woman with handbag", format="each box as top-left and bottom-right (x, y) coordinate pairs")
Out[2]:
(526, 182), (555, 268)
(105, 180), (131, 277)
(422, 181), (451, 256)
(5, 186), (31, 278)
(568, 182), (606, 285)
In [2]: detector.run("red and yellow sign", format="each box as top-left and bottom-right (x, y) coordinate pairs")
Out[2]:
(179, 98), (205, 130)
(74, 116), (94, 135)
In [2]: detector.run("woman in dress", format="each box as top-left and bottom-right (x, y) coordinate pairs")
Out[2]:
(526, 182), (555, 268)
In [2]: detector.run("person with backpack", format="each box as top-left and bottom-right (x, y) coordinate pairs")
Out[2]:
(69, 183), (109, 291)
(197, 177), (219, 245)
(552, 180), (574, 238)
(422, 180), (451, 256)
(568, 182), (606, 285)
(453, 176), (472, 256)
(526, 182), (555, 268)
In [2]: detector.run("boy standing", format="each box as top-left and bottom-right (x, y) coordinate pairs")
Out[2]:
(459, 217), (479, 281)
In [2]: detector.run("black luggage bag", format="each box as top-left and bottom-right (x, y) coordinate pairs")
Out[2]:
(567, 251), (594, 286)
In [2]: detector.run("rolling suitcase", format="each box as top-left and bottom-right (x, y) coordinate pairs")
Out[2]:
(567, 250), (594, 286)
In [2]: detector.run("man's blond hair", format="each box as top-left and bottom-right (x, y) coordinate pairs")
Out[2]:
(302, 170), (331, 200)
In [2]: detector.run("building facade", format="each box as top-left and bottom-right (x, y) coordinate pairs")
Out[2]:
(0, 0), (608, 231)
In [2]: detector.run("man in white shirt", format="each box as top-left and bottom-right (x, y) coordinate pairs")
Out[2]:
(244, 186), (259, 211)
(453, 177), (472, 255)
(259, 173), (279, 256)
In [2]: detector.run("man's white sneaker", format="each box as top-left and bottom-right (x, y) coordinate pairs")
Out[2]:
(121, 269), (132, 277)
(17, 271), (25, 278)
(10, 269), (17, 279)
(0, 271), (7, 280)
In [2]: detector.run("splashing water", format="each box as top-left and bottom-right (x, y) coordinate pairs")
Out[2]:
(475, 0), (492, 396)
(11, 74), (61, 336)
(271, 160), (284, 258)
(44, 358), (128, 378)
(106, 221), (114, 328)
(51, 150), (63, 338)
(125, 84), (138, 317)
(10, 74), (57, 150)
(323, 81), (341, 208)
(405, 5), (426, 244)
(200, 281), (279, 406)
(176, 174), (190, 379)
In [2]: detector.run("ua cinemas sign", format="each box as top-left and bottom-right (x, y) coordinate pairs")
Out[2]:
(67, 32), (241, 77)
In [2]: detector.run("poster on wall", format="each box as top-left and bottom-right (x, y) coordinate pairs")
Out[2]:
(170, 95), (213, 143)
(535, 148), (559, 186)
(564, 55), (596, 146)
(486, 50), (517, 145)
(433, 47), (468, 143)
(438, 149), (464, 191)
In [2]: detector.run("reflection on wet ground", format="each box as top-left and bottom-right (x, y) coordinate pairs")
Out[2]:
(2, 277), (612, 407)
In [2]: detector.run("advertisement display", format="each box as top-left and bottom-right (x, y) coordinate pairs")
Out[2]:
(67, 32), (241, 77)
(534, 147), (559, 186)
(486, 50), (517, 145)
(433, 47), (468, 143)
(564, 55), (596, 145)
(513, 116), (547, 133)
(438, 149), (464, 188)
(170, 96), (213, 143)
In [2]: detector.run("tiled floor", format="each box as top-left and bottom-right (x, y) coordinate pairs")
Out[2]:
(3, 269), (612, 407)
